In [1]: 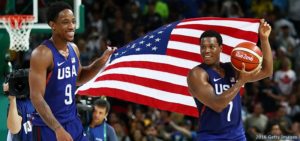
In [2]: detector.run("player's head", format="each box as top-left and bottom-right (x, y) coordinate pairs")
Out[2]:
(92, 98), (110, 125)
(47, 1), (75, 42)
(199, 30), (223, 65)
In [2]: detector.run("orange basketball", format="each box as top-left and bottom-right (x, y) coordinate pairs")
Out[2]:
(231, 42), (263, 72)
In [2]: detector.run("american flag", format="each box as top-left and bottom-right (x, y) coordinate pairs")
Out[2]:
(77, 17), (260, 117)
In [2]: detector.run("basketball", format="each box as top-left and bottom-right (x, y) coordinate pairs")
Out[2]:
(230, 42), (263, 72)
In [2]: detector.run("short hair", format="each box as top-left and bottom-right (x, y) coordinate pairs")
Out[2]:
(46, 1), (72, 24)
(200, 30), (223, 45)
(93, 98), (110, 114)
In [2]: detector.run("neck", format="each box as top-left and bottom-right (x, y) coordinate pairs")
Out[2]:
(90, 120), (104, 128)
(51, 36), (68, 50)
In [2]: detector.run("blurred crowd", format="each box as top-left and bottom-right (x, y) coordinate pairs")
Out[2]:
(6, 0), (300, 141)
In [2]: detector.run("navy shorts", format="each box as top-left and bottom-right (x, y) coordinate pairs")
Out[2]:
(32, 117), (88, 141)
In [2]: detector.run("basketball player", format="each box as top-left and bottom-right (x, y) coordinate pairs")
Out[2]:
(29, 1), (116, 141)
(187, 19), (272, 140)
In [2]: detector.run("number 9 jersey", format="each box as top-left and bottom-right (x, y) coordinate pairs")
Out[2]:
(31, 40), (79, 125)
(194, 63), (246, 141)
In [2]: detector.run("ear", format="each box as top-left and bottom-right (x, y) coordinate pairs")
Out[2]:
(49, 21), (55, 31)
(105, 113), (108, 121)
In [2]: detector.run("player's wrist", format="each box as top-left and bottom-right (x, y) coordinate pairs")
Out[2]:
(236, 79), (246, 87)
(259, 37), (269, 42)
(53, 125), (62, 132)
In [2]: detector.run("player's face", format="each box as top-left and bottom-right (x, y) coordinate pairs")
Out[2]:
(53, 9), (76, 42)
(200, 37), (222, 65)
(92, 106), (108, 125)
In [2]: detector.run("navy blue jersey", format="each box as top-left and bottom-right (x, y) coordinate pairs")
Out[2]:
(32, 40), (79, 125)
(194, 63), (245, 141)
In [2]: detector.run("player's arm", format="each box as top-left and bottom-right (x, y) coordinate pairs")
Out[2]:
(29, 46), (63, 132)
(72, 43), (116, 86)
(187, 67), (245, 112)
(247, 19), (273, 82)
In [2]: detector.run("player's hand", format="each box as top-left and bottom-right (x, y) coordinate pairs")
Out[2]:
(237, 63), (260, 84)
(259, 19), (272, 41)
(55, 127), (73, 141)
(100, 46), (117, 62)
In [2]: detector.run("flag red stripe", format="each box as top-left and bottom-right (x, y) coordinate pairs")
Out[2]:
(182, 17), (260, 23)
(167, 48), (202, 63)
(175, 24), (258, 43)
(169, 34), (234, 55)
(78, 88), (198, 117)
(104, 61), (190, 76)
(95, 74), (190, 96)
(170, 34), (199, 45)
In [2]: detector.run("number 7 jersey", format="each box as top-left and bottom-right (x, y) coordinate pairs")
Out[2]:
(32, 40), (79, 125)
(194, 63), (246, 141)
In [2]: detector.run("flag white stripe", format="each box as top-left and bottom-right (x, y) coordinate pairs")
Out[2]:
(168, 41), (199, 53)
(95, 67), (188, 86)
(80, 80), (196, 107)
(171, 28), (256, 47)
(110, 54), (199, 69)
(220, 53), (231, 62)
(178, 20), (259, 32)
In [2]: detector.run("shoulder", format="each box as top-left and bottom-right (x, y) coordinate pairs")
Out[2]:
(188, 65), (208, 80)
(69, 42), (80, 57)
(30, 45), (53, 65)
(31, 45), (52, 58)
(106, 123), (115, 131)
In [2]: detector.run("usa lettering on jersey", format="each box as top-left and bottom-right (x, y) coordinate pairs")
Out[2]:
(57, 65), (77, 80)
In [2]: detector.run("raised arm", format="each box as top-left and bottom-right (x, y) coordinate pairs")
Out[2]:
(73, 44), (116, 86)
(187, 67), (245, 112)
(7, 96), (22, 134)
(248, 19), (273, 81)
(4, 82), (22, 134)
(29, 46), (71, 139)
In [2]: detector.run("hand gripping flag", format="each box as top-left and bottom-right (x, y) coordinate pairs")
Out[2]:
(77, 17), (260, 117)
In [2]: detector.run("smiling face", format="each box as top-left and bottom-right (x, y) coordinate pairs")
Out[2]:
(50, 9), (76, 42)
(200, 37), (222, 65)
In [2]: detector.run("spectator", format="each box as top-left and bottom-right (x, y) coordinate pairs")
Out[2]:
(274, 57), (297, 96)
(265, 122), (285, 141)
(286, 94), (300, 119)
(291, 122), (300, 139)
(142, 1), (163, 32)
(86, 97), (118, 141)
(268, 105), (293, 134)
(244, 103), (269, 133)
(112, 121), (131, 141)
(275, 24), (297, 57)
(259, 78), (283, 115)
(142, 124), (163, 141)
